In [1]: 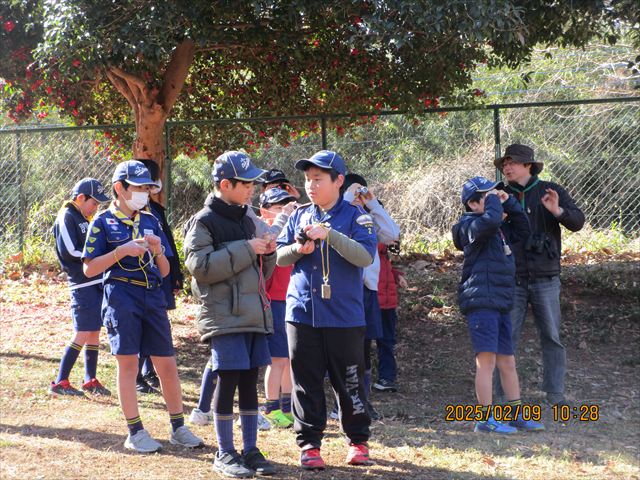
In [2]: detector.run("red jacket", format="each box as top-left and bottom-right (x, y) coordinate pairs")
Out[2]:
(266, 264), (293, 301)
(377, 243), (403, 309)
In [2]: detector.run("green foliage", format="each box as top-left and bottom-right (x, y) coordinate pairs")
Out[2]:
(1, 1), (638, 156)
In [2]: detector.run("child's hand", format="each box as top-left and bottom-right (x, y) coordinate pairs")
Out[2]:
(283, 183), (301, 200)
(248, 238), (273, 255)
(144, 234), (164, 255)
(282, 201), (298, 216)
(496, 190), (509, 203)
(297, 240), (315, 254)
(262, 234), (276, 254)
(305, 224), (329, 241)
(120, 240), (148, 257)
(397, 275), (408, 289)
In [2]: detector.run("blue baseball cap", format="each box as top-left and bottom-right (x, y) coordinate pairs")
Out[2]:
(259, 187), (295, 207)
(71, 178), (110, 203)
(461, 176), (505, 204)
(212, 151), (265, 182)
(295, 150), (347, 176)
(260, 168), (290, 185)
(112, 160), (159, 187)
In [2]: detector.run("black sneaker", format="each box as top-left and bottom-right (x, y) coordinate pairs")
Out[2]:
(142, 372), (160, 389)
(547, 393), (569, 406)
(373, 379), (397, 392)
(367, 401), (380, 421)
(213, 450), (254, 478)
(243, 447), (276, 476)
(136, 377), (159, 395)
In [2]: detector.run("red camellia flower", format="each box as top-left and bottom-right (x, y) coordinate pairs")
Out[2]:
(3, 20), (15, 33)
(72, 59), (82, 67)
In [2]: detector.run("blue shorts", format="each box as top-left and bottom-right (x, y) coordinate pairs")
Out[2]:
(70, 284), (103, 332)
(102, 281), (175, 357)
(210, 332), (272, 371)
(267, 300), (289, 358)
(364, 286), (383, 340)
(466, 309), (514, 355)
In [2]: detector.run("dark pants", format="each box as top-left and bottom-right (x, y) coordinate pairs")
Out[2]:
(376, 308), (398, 382)
(287, 322), (370, 450)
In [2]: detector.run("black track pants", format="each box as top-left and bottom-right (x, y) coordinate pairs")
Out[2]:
(287, 322), (370, 450)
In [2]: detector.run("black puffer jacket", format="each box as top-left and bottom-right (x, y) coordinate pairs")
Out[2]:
(506, 176), (585, 279)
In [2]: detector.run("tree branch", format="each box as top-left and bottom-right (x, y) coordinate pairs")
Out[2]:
(158, 38), (195, 112)
(106, 69), (137, 113)
(109, 66), (148, 104)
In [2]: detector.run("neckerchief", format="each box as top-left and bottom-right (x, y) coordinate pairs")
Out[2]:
(509, 178), (540, 209)
(110, 203), (141, 239)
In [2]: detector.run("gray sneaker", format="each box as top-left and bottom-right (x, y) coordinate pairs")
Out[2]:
(170, 425), (204, 448)
(124, 429), (162, 453)
(214, 450), (254, 478)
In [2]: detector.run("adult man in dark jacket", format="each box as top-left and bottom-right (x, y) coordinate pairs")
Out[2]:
(494, 144), (585, 405)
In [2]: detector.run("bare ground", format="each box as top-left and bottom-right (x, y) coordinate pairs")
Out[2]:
(0, 251), (638, 480)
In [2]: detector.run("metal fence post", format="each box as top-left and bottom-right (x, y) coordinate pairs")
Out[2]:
(493, 107), (502, 181)
(321, 116), (327, 150)
(16, 132), (25, 252)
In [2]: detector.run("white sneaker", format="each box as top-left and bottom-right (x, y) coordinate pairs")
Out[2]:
(169, 425), (204, 448)
(235, 412), (272, 431)
(124, 429), (162, 453)
(189, 408), (213, 426)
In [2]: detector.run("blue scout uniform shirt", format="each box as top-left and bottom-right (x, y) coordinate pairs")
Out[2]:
(53, 201), (103, 290)
(276, 195), (377, 328)
(82, 204), (173, 287)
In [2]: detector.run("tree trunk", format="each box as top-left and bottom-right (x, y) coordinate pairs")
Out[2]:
(106, 39), (195, 206)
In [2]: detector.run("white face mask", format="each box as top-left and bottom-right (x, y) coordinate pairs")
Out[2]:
(124, 191), (149, 211)
(150, 180), (162, 195)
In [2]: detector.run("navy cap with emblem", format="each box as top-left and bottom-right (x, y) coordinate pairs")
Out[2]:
(112, 160), (159, 187)
(212, 151), (266, 182)
(259, 187), (295, 207)
(461, 176), (505, 204)
(72, 178), (110, 202)
(260, 168), (289, 185)
(295, 150), (347, 176)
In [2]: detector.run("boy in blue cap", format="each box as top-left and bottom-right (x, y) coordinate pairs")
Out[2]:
(259, 188), (298, 428)
(276, 150), (377, 470)
(50, 178), (111, 396)
(184, 151), (277, 478)
(452, 176), (545, 434)
(82, 160), (203, 453)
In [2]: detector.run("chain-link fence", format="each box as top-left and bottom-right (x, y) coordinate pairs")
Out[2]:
(0, 97), (638, 259)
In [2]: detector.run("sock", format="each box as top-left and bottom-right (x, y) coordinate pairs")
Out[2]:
(169, 412), (185, 432)
(280, 393), (292, 414)
(83, 344), (99, 382)
(126, 416), (144, 436)
(142, 357), (155, 377)
(508, 398), (523, 420)
(239, 409), (258, 452)
(264, 399), (279, 414)
(479, 404), (491, 421)
(197, 364), (218, 413)
(214, 413), (235, 454)
(55, 342), (82, 383)
(136, 357), (145, 382)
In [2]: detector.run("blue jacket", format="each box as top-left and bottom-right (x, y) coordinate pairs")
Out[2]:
(452, 195), (530, 314)
(276, 197), (377, 328)
(53, 202), (103, 290)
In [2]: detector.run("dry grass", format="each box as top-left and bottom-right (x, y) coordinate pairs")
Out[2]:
(1, 253), (639, 480)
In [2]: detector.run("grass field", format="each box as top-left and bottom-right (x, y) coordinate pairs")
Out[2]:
(1, 251), (638, 480)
